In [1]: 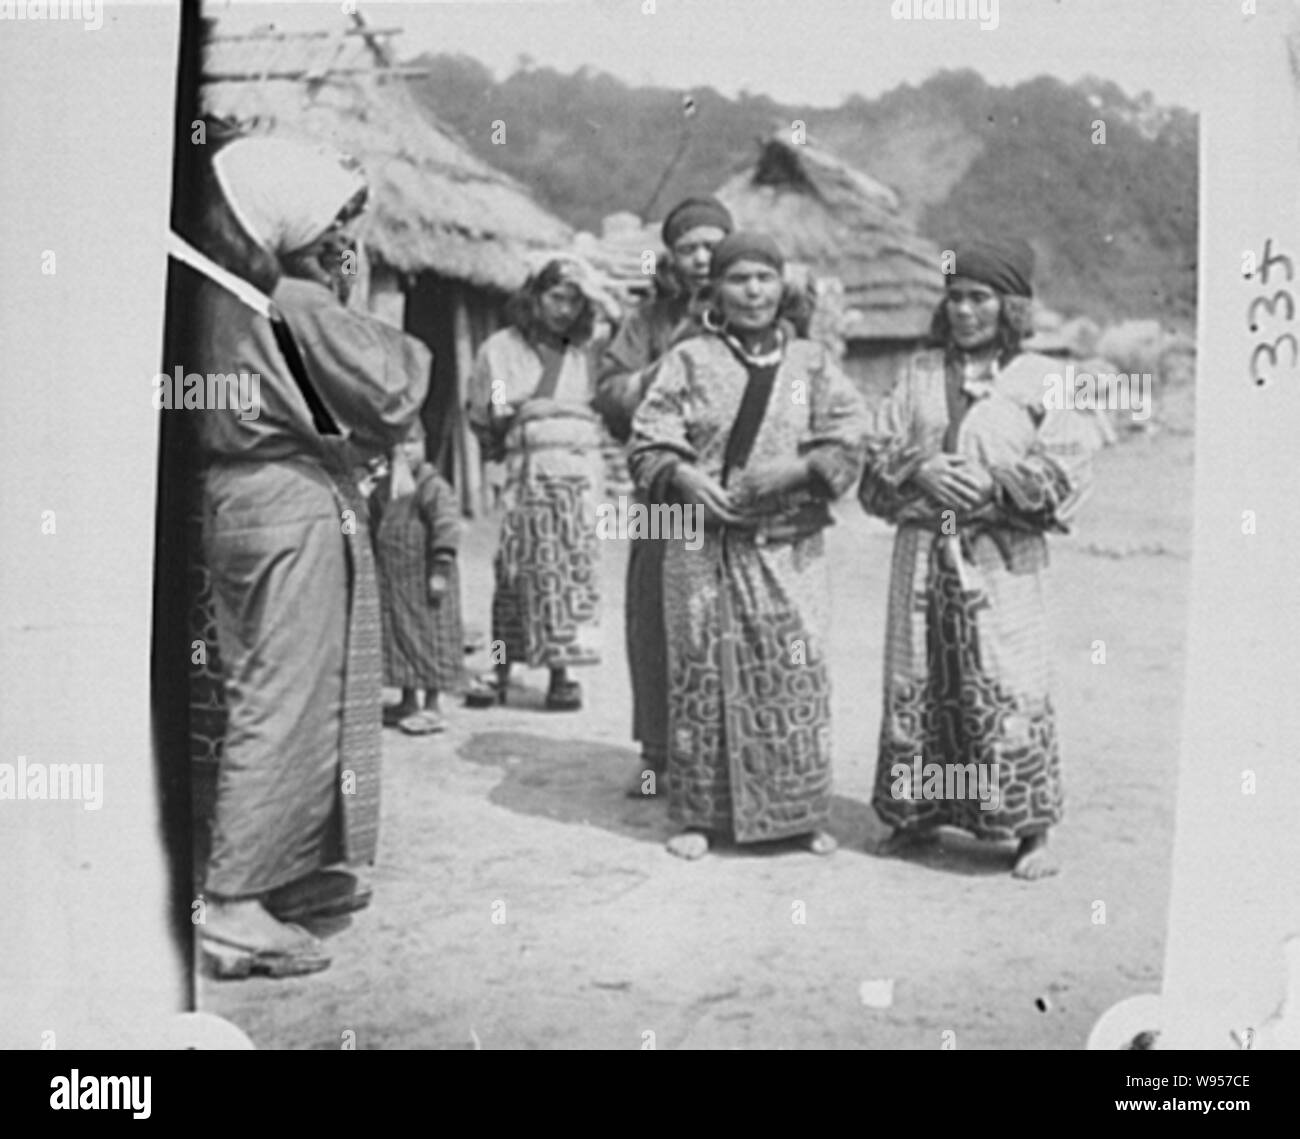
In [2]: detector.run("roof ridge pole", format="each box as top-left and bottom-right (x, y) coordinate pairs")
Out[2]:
(349, 7), (394, 70)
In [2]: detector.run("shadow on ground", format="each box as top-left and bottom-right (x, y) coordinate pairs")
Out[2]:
(457, 730), (1013, 875)
(458, 729), (674, 844)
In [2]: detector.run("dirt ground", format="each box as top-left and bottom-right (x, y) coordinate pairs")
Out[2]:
(201, 424), (1193, 1050)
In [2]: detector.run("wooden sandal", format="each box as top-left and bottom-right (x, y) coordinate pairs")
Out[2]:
(398, 709), (447, 735)
(200, 925), (331, 980)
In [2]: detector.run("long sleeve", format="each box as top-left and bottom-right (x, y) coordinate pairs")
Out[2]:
(977, 404), (1095, 533)
(594, 308), (657, 443)
(628, 346), (698, 504)
(858, 363), (936, 523)
(416, 466), (461, 558)
(801, 346), (867, 499)
(271, 277), (430, 456)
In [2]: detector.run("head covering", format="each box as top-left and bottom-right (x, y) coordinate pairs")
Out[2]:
(709, 231), (785, 281)
(949, 237), (1035, 297)
(661, 196), (734, 249)
(524, 250), (620, 321)
(212, 137), (367, 257)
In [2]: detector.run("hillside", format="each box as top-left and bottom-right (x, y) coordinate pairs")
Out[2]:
(404, 56), (1197, 326)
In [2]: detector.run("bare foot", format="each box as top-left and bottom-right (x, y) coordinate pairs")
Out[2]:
(666, 830), (709, 860)
(876, 827), (938, 858)
(204, 897), (320, 953)
(1012, 832), (1059, 880)
(807, 829), (838, 856)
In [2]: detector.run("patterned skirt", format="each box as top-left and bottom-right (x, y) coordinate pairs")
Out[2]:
(662, 528), (834, 843)
(492, 461), (602, 670)
(872, 526), (1064, 841)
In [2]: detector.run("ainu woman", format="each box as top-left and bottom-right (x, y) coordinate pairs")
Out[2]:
(859, 237), (1095, 879)
(630, 231), (867, 860)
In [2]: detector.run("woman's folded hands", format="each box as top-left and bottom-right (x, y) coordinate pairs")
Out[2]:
(911, 453), (995, 512)
(673, 463), (749, 528)
(673, 458), (814, 528)
(728, 458), (812, 509)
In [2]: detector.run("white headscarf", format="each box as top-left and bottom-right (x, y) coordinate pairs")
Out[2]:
(212, 136), (367, 258)
(525, 250), (621, 322)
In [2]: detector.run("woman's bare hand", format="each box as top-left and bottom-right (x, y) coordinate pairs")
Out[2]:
(674, 464), (748, 527)
(913, 453), (987, 510)
(953, 459), (995, 506)
(729, 459), (809, 508)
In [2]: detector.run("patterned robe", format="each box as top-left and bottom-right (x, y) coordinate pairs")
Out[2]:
(860, 348), (1095, 840)
(373, 462), (465, 692)
(468, 327), (603, 670)
(630, 335), (866, 842)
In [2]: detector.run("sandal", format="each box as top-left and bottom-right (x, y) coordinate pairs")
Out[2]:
(544, 679), (582, 712)
(398, 709), (447, 735)
(200, 924), (331, 980)
(464, 673), (507, 708)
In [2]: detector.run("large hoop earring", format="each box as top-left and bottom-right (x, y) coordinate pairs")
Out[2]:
(702, 308), (725, 334)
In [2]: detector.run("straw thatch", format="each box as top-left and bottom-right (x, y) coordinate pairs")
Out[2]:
(715, 133), (944, 341)
(572, 212), (662, 308)
(201, 15), (572, 293)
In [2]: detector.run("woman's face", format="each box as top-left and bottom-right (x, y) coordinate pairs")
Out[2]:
(284, 217), (363, 302)
(398, 440), (425, 468)
(670, 225), (728, 293)
(945, 276), (1002, 351)
(538, 281), (584, 336)
(715, 259), (783, 334)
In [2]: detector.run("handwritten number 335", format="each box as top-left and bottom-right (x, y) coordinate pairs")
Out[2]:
(1250, 240), (1296, 386)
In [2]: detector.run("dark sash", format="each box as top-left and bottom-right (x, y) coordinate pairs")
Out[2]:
(719, 340), (780, 486)
(532, 340), (567, 401)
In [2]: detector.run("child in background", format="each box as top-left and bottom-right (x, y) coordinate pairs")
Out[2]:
(373, 421), (465, 734)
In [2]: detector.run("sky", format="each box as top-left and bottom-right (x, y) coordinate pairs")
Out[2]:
(208, 0), (1206, 111)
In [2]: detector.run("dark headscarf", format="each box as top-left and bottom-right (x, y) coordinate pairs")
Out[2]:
(661, 196), (734, 249)
(709, 231), (785, 281)
(949, 237), (1035, 298)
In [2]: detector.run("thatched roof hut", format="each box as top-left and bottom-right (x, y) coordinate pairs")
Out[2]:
(201, 14), (573, 293)
(715, 133), (943, 342)
(199, 11), (578, 514)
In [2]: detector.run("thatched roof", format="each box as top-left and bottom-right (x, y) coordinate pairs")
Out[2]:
(716, 134), (943, 340)
(572, 212), (662, 307)
(201, 14), (572, 293)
